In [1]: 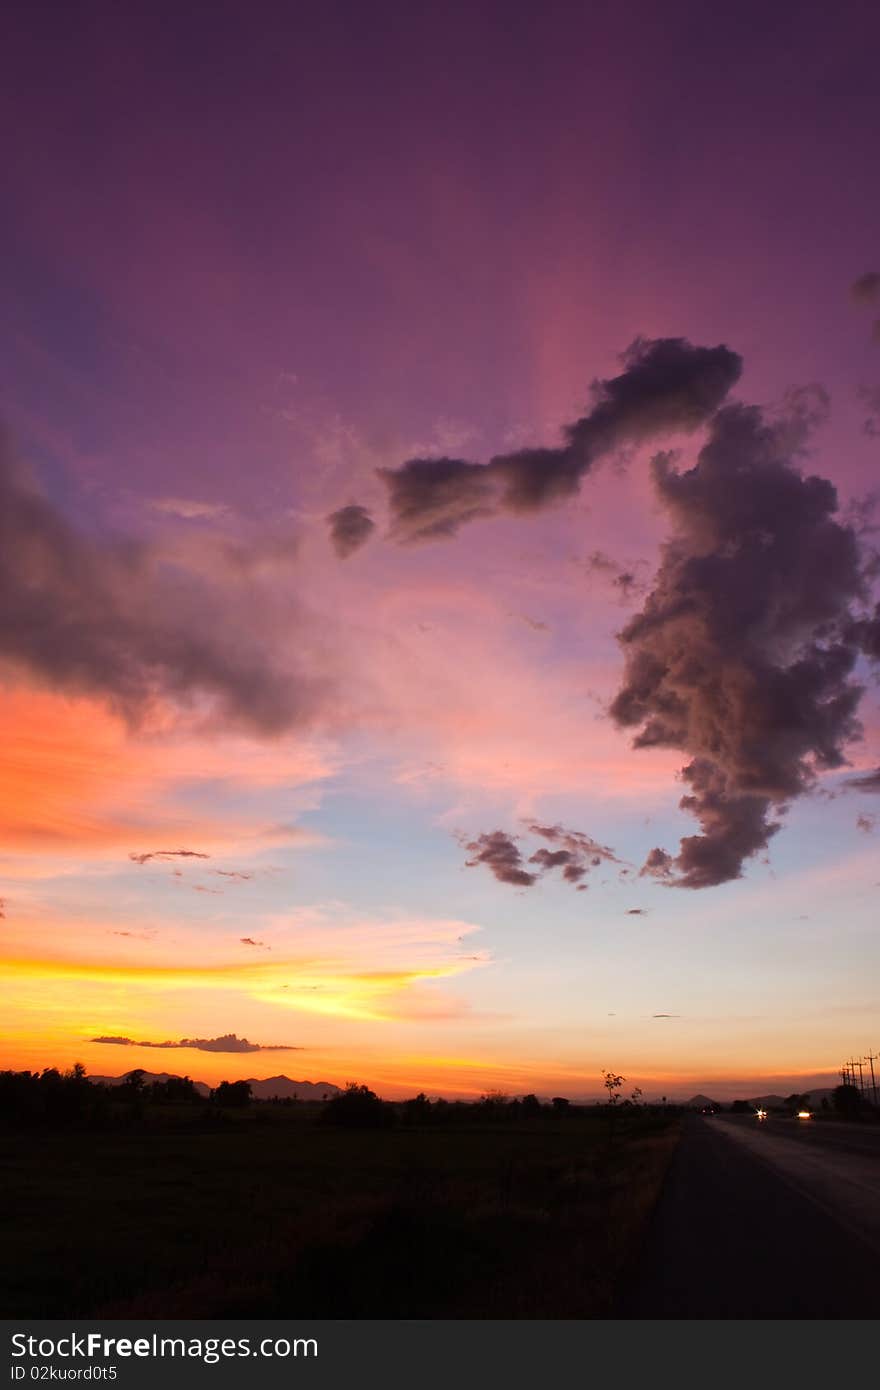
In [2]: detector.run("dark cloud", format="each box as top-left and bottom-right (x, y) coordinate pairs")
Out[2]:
(611, 400), (875, 887)
(129, 849), (209, 865)
(849, 768), (880, 792)
(527, 822), (620, 887)
(463, 831), (537, 887)
(652, 1013), (680, 1018)
(586, 550), (647, 602)
(850, 271), (880, 306)
(856, 813), (876, 833)
(0, 435), (324, 733)
(327, 504), (375, 558)
(240, 937), (270, 947)
(626, 908), (648, 915)
(511, 612), (549, 632)
(0, 898), (5, 918)
(858, 385), (880, 437)
(463, 823), (620, 890)
(380, 338), (742, 542)
(846, 600), (880, 660)
(639, 847), (674, 879)
(91, 1033), (299, 1052)
(214, 870), (253, 881)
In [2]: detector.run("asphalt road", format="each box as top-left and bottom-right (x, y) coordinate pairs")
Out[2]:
(618, 1115), (880, 1318)
(727, 1112), (880, 1161)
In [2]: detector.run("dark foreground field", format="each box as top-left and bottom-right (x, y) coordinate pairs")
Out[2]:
(1, 1105), (677, 1318)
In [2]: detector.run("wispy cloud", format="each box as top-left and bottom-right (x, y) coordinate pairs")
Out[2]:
(8, 914), (489, 1023)
(149, 498), (231, 521)
(129, 849), (210, 865)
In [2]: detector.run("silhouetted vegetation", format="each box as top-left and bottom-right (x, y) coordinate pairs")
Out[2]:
(0, 1063), (682, 1318)
(320, 1082), (392, 1129)
(0, 1064), (111, 1130)
(832, 1083), (870, 1120)
(211, 1079), (252, 1108)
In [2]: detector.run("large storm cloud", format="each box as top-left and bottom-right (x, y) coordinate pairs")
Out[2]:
(611, 401), (877, 887)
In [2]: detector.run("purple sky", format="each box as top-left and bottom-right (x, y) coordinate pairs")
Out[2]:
(2, 1), (879, 1098)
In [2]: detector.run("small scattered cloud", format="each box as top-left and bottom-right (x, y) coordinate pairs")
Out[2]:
(639, 847), (674, 880)
(240, 937), (271, 948)
(326, 504), (375, 558)
(149, 497), (230, 521)
(214, 869), (253, 881)
(91, 1032), (299, 1053)
(626, 908), (648, 916)
(857, 813), (876, 834)
(585, 550), (648, 602)
(463, 830), (537, 887)
(462, 822), (620, 890)
(651, 1013), (680, 1018)
(858, 385), (880, 437)
(850, 271), (880, 307)
(510, 612), (549, 632)
(848, 768), (880, 793)
(527, 822), (620, 887)
(850, 273), (880, 346)
(129, 849), (210, 865)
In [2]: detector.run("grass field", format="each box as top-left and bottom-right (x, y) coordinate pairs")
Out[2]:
(0, 1106), (679, 1318)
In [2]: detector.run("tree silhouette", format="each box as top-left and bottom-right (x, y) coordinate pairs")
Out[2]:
(321, 1082), (391, 1129)
(401, 1092), (432, 1125)
(602, 1071), (625, 1105)
(832, 1083), (863, 1119)
(212, 1080), (252, 1108)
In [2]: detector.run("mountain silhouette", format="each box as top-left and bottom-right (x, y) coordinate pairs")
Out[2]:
(88, 1070), (342, 1099)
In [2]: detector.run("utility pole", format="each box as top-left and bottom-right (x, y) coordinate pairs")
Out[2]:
(849, 1057), (864, 1095)
(865, 1051), (878, 1107)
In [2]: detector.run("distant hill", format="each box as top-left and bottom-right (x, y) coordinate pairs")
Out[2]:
(89, 1070), (211, 1097)
(684, 1094), (722, 1109)
(87, 1070), (341, 1100)
(245, 1076), (341, 1100)
(748, 1088), (837, 1109)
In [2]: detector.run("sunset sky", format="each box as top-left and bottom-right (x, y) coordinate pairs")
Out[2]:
(2, 2), (879, 1101)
